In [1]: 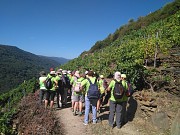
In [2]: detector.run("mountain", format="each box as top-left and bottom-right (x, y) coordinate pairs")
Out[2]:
(86, 0), (180, 54)
(39, 56), (70, 65)
(60, 0), (180, 92)
(0, 44), (60, 93)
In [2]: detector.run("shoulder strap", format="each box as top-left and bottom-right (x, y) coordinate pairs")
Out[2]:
(114, 79), (122, 84)
(87, 78), (97, 85)
(87, 78), (92, 84)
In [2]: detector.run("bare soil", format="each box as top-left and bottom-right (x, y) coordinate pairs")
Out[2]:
(14, 89), (180, 135)
(55, 103), (91, 135)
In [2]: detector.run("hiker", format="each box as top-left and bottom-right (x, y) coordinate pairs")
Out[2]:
(107, 71), (128, 129)
(67, 70), (73, 96)
(72, 73), (85, 116)
(38, 71), (47, 105)
(45, 70), (58, 110)
(121, 74), (129, 124)
(81, 70), (100, 125)
(61, 70), (70, 107)
(70, 70), (80, 112)
(97, 75), (108, 113)
(55, 69), (63, 108)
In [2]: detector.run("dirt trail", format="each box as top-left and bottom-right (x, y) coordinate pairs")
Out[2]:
(55, 103), (90, 135)
(55, 102), (145, 135)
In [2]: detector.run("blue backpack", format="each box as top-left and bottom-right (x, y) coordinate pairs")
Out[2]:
(87, 78), (100, 99)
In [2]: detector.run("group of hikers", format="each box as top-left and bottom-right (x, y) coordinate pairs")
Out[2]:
(38, 68), (133, 129)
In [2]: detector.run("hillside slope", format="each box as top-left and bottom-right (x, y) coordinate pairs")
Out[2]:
(39, 56), (70, 65)
(0, 45), (60, 93)
(60, 1), (179, 93)
(87, 0), (180, 54)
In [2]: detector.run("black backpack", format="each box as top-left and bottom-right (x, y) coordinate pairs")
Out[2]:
(113, 79), (125, 99)
(87, 78), (100, 99)
(45, 77), (53, 89)
(58, 76), (64, 89)
(64, 75), (70, 89)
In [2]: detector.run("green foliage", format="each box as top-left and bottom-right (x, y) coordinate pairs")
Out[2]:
(87, 0), (179, 53)
(61, 10), (180, 90)
(0, 78), (37, 134)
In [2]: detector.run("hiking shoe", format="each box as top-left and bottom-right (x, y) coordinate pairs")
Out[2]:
(117, 125), (122, 129)
(83, 122), (88, 126)
(79, 112), (83, 116)
(73, 111), (76, 116)
(97, 110), (101, 114)
(109, 124), (114, 129)
(56, 107), (61, 110)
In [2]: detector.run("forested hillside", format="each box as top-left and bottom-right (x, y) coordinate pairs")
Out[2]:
(39, 56), (70, 65)
(0, 45), (60, 93)
(61, 0), (180, 93)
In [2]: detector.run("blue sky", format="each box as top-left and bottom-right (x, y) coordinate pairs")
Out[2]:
(0, 0), (174, 59)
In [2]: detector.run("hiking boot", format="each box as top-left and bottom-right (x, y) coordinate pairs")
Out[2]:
(83, 122), (88, 126)
(79, 112), (83, 117)
(56, 107), (61, 110)
(73, 111), (76, 116)
(109, 124), (114, 129)
(116, 125), (122, 129)
(71, 108), (74, 112)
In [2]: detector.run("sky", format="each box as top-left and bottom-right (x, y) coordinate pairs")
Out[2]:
(0, 0), (174, 59)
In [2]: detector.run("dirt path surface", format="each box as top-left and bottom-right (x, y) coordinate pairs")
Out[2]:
(55, 102), (145, 135)
(55, 103), (91, 135)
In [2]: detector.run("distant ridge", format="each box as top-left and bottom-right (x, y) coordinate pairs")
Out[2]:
(0, 44), (61, 93)
(39, 56), (71, 65)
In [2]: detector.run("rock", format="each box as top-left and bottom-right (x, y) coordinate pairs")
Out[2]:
(151, 111), (170, 132)
(170, 109), (180, 135)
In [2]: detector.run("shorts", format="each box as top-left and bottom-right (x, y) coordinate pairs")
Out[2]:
(100, 93), (105, 99)
(45, 90), (56, 101)
(72, 94), (84, 102)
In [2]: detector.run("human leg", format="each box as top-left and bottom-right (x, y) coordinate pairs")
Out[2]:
(45, 90), (50, 109)
(49, 91), (56, 109)
(56, 89), (60, 108)
(91, 99), (98, 123)
(84, 96), (90, 124)
(108, 100), (116, 127)
(115, 102), (123, 128)
(63, 88), (68, 106)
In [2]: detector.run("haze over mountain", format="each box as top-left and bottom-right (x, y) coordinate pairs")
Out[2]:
(39, 56), (70, 65)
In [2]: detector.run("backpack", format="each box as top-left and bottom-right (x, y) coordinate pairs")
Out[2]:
(74, 82), (81, 92)
(125, 82), (134, 97)
(64, 75), (71, 89)
(45, 77), (53, 89)
(58, 76), (64, 89)
(87, 78), (100, 99)
(113, 79), (125, 99)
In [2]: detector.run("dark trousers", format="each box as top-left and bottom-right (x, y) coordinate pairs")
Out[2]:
(56, 88), (63, 107)
(109, 100), (124, 127)
(39, 89), (46, 105)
